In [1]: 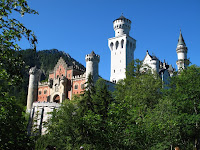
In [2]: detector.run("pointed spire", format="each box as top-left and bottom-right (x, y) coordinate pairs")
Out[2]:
(177, 29), (186, 46)
(90, 51), (96, 56)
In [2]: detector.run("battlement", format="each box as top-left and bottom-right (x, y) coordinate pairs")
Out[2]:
(85, 51), (100, 62)
(29, 66), (40, 75)
(38, 81), (48, 86)
(73, 64), (86, 71)
(113, 15), (131, 36)
(33, 101), (61, 108)
(72, 73), (86, 80)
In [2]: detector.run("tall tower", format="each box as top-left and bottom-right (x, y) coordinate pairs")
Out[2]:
(176, 30), (189, 71)
(27, 66), (40, 113)
(85, 51), (100, 82)
(108, 15), (136, 83)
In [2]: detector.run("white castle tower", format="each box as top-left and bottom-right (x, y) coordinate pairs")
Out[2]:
(108, 15), (136, 83)
(176, 30), (189, 71)
(85, 51), (100, 82)
(26, 66), (40, 113)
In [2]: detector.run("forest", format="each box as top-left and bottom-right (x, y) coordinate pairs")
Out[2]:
(1, 0), (200, 150)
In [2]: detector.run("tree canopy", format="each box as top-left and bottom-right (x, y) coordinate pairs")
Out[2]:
(0, 0), (37, 149)
(36, 61), (200, 150)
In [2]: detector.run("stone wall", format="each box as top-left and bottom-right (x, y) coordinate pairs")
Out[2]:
(27, 102), (61, 135)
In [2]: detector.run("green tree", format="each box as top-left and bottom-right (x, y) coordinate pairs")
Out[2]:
(109, 59), (163, 149)
(36, 76), (114, 150)
(0, 0), (38, 92)
(0, 93), (33, 149)
(143, 65), (200, 150)
(166, 65), (200, 149)
(0, 0), (38, 149)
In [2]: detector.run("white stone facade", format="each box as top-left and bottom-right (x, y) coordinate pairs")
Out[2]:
(108, 15), (136, 83)
(85, 51), (100, 82)
(27, 67), (41, 113)
(27, 102), (61, 135)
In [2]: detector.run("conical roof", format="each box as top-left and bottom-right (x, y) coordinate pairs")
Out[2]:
(113, 14), (131, 23)
(177, 30), (186, 46)
(90, 51), (95, 55)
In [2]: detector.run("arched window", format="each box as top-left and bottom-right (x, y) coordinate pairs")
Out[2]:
(121, 39), (124, 48)
(38, 91), (42, 95)
(44, 90), (47, 94)
(81, 84), (84, 89)
(74, 84), (78, 89)
(116, 41), (119, 50)
(53, 95), (60, 103)
(110, 42), (113, 50)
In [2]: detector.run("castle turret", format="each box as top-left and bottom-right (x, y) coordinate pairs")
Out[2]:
(85, 51), (100, 82)
(108, 15), (136, 83)
(151, 55), (160, 73)
(26, 66), (40, 113)
(113, 14), (131, 37)
(176, 30), (189, 71)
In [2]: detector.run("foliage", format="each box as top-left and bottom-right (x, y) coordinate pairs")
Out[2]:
(0, 93), (33, 149)
(110, 60), (163, 149)
(0, 0), (38, 91)
(0, 0), (37, 149)
(36, 61), (200, 150)
(36, 76), (114, 149)
(165, 65), (200, 149)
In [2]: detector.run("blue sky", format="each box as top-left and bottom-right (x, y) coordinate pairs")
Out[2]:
(16, 0), (200, 80)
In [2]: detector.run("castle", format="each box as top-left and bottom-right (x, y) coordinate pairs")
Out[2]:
(26, 15), (189, 134)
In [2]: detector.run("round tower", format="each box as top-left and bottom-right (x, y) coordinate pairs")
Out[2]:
(113, 14), (131, 37)
(85, 51), (100, 82)
(176, 30), (189, 71)
(108, 15), (136, 83)
(151, 56), (160, 73)
(27, 66), (40, 113)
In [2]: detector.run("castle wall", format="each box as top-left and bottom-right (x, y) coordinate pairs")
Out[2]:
(28, 102), (61, 135)
(72, 79), (86, 95)
(38, 85), (49, 102)
(67, 69), (73, 79)
(55, 65), (66, 78)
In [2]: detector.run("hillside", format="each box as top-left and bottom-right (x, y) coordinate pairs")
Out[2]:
(19, 49), (85, 76)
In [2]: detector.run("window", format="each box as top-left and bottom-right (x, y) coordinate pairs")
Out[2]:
(44, 90), (47, 94)
(114, 70), (115, 73)
(57, 75), (59, 79)
(75, 84), (78, 89)
(68, 74), (70, 77)
(116, 41), (119, 49)
(121, 39), (124, 48)
(81, 84), (84, 89)
(39, 91), (41, 95)
(110, 42), (114, 50)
